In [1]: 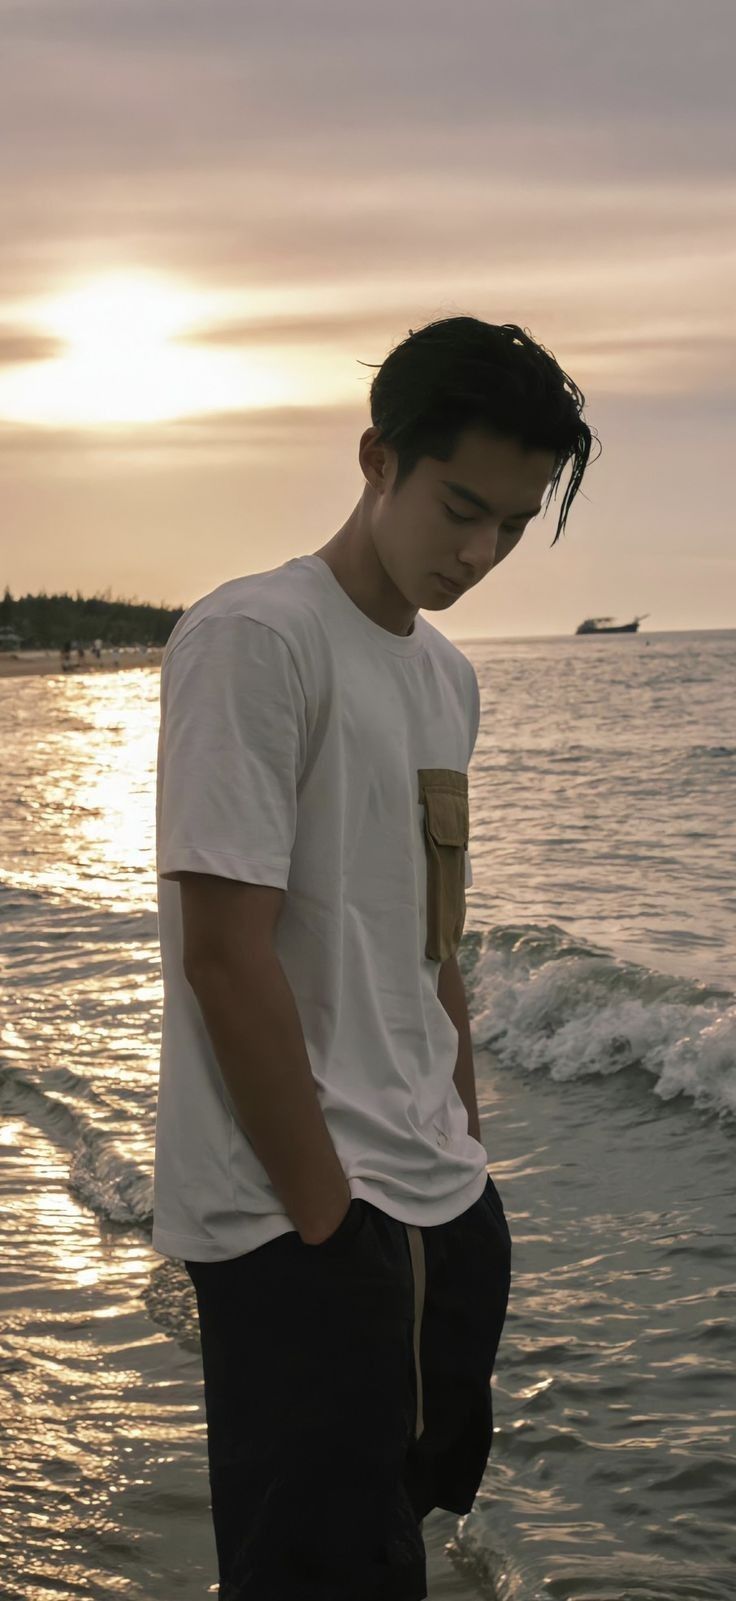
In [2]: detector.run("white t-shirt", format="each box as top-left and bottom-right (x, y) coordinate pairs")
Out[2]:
(153, 554), (487, 1261)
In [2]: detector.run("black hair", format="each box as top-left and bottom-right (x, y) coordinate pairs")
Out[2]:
(358, 315), (601, 545)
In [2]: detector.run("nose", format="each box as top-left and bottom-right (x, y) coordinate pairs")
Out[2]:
(458, 529), (501, 580)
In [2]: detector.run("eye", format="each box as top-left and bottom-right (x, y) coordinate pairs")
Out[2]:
(442, 503), (524, 534)
(443, 504), (476, 524)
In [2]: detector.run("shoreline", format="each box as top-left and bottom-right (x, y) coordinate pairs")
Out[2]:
(0, 648), (164, 679)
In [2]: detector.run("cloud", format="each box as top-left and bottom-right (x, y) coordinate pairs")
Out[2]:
(0, 401), (360, 454)
(1, 0), (734, 185)
(0, 330), (62, 366)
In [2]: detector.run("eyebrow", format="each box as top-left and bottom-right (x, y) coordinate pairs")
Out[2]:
(441, 479), (543, 519)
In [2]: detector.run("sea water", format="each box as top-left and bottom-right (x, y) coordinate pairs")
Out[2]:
(1, 626), (734, 1599)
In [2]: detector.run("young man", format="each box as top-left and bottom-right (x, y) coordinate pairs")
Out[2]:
(153, 316), (597, 1599)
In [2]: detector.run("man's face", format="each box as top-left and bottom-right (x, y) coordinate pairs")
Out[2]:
(369, 425), (558, 611)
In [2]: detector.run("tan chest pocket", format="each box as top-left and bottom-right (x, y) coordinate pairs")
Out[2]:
(418, 768), (469, 962)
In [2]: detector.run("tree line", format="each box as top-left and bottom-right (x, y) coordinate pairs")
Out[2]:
(0, 586), (184, 649)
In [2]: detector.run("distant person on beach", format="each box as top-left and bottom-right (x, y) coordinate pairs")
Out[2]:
(60, 641), (72, 672)
(153, 316), (598, 1598)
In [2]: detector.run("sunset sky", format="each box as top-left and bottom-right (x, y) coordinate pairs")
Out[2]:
(1, 0), (733, 638)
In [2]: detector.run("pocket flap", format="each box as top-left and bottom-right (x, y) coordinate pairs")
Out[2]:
(419, 769), (469, 848)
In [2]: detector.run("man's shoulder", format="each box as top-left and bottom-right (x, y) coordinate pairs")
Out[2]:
(162, 562), (314, 667)
(420, 614), (476, 686)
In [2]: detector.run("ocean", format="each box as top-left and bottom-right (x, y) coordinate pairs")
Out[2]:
(1, 625), (734, 1600)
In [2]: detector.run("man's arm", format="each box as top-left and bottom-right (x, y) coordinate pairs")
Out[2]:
(179, 874), (352, 1246)
(437, 953), (483, 1145)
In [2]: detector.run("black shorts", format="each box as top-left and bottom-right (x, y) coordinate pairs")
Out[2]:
(185, 1172), (512, 1601)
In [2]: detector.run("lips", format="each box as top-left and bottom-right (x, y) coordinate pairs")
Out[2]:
(437, 574), (464, 594)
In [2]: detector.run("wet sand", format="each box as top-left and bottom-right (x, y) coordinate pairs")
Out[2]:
(0, 1109), (494, 1600)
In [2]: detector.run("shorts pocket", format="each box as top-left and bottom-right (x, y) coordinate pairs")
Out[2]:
(418, 767), (469, 961)
(304, 1198), (366, 1253)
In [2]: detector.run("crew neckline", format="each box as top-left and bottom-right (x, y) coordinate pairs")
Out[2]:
(297, 555), (426, 657)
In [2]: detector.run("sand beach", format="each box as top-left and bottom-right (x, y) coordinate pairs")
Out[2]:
(0, 647), (165, 678)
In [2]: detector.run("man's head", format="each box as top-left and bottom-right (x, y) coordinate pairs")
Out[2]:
(359, 423), (559, 609)
(359, 314), (600, 612)
(314, 315), (600, 636)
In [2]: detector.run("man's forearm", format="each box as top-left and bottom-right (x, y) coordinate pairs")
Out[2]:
(186, 949), (351, 1243)
(437, 955), (483, 1145)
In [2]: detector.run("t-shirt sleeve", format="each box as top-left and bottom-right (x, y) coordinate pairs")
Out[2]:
(465, 664), (480, 890)
(156, 613), (307, 889)
(468, 664), (481, 763)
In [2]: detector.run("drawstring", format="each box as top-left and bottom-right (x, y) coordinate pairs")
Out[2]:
(403, 1224), (426, 1440)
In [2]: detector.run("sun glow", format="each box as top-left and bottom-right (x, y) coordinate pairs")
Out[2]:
(0, 272), (305, 426)
(47, 275), (200, 350)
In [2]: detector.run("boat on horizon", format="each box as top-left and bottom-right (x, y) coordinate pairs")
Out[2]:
(575, 614), (650, 635)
